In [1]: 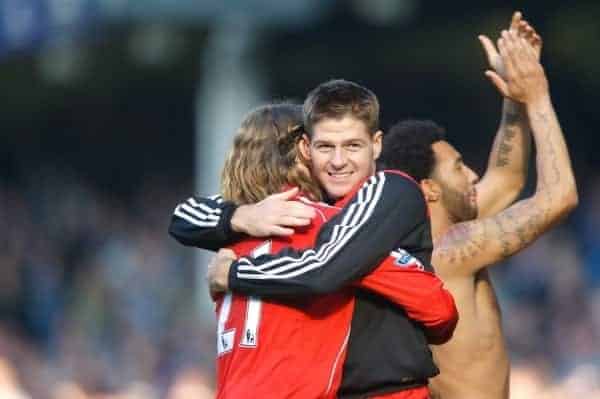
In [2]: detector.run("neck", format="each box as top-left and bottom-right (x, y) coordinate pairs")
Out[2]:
(429, 203), (455, 245)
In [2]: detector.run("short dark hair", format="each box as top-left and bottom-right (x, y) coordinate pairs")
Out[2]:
(378, 119), (446, 181)
(303, 79), (379, 137)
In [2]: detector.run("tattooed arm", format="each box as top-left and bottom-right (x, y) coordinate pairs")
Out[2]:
(475, 100), (531, 218)
(434, 30), (577, 276)
(476, 12), (541, 217)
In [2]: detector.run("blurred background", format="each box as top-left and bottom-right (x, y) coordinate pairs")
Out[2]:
(1, 0), (599, 398)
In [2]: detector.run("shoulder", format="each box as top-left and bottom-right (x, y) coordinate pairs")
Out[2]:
(381, 169), (419, 186)
(375, 171), (427, 209)
(432, 219), (491, 276)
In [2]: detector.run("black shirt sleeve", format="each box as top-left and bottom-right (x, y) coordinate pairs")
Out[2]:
(168, 195), (243, 251)
(229, 171), (431, 297)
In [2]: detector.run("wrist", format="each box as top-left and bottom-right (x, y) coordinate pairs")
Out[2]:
(230, 205), (250, 234)
(525, 93), (552, 112)
(227, 260), (237, 291)
(502, 98), (524, 123)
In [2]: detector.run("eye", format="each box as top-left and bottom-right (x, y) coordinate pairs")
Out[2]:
(315, 143), (333, 152)
(346, 142), (362, 151)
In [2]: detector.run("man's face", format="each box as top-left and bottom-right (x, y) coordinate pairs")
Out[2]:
(300, 115), (382, 201)
(431, 140), (479, 222)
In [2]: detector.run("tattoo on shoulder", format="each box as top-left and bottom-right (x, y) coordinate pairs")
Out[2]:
(434, 221), (487, 265)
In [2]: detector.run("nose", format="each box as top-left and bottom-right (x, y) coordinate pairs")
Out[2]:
(330, 147), (347, 169)
(467, 167), (479, 184)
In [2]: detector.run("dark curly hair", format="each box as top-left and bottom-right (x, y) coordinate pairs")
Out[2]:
(378, 119), (446, 181)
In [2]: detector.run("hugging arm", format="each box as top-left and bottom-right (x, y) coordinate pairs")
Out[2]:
(228, 172), (431, 297)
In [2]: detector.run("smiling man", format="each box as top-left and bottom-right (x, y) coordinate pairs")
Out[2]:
(299, 85), (382, 201)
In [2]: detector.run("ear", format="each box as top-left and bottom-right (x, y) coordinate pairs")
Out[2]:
(372, 130), (383, 160)
(298, 134), (311, 161)
(420, 178), (441, 203)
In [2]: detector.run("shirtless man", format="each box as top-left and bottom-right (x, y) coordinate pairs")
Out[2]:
(379, 24), (578, 399)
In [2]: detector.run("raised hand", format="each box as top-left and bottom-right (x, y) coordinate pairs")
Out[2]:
(479, 11), (542, 79)
(517, 16), (542, 60)
(486, 31), (549, 104)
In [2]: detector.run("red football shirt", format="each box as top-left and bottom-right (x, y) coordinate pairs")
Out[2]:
(215, 198), (352, 398)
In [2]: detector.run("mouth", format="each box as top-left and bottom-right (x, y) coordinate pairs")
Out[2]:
(469, 188), (477, 205)
(328, 171), (353, 181)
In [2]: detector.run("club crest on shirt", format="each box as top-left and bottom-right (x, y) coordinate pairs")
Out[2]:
(390, 248), (424, 270)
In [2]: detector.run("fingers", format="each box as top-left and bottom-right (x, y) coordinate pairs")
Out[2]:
(498, 32), (516, 78)
(284, 201), (316, 219)
(279, 215), (312, 227)
(266, 189), (316, 220)
(506, 31), (530, 76)
(485, 70), (509, 97)
(510, 11), (522, 31)
(272, 186), (299, 201)
(515, 16), (542, 58)
(532, 32), (542, 48)
(269, 226), (295, 237)
(478, 35), (498, 65)
(510, 31), (536, 65)
(518, 20), (536, 43)
(217, 248), (237, 259)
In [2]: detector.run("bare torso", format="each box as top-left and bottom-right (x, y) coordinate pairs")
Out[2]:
(429, 266), (510, 399)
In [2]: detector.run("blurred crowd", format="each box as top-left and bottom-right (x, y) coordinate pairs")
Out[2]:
(1, 167), (599, 398)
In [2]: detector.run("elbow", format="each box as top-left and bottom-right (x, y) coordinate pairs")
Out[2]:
(440, 301), (459, 342)
(309, 281), (339, 295)
(426, 313), (458, 345)
(564, 187), (579, 213)
(537, 184), (579, 223)
(555, 187), (579, 220)
(304, 277), (346, 295)
(425, 293), (459, 345)
(503, 175), (527, 202)
(513, 180), (526, 198)
(168, 220), (180, 241)
(168, 221), (195, 247)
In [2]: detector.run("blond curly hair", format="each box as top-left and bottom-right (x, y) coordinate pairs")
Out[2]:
(220, 103), (322, 205)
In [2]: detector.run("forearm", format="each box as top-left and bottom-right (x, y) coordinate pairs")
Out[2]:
(169, 196), (242, 250)
(478, 98), (531, 217)
(493, 99), (531, 173)
(527, 95), (578, 214)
